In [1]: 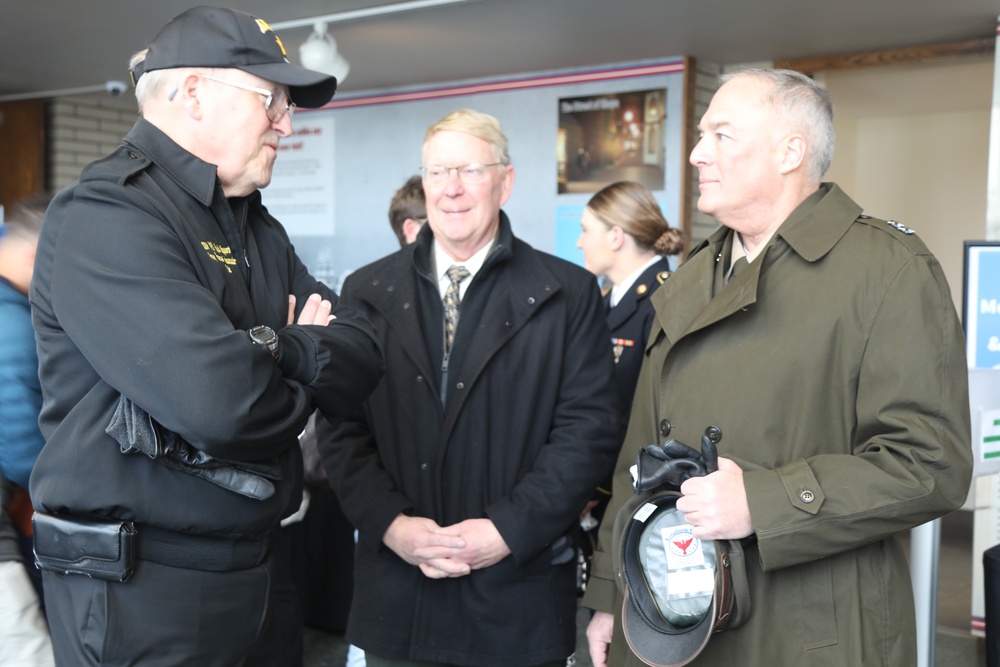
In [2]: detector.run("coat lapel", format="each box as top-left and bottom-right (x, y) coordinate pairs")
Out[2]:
(652, 184), (862, 348)
(652, 230), (758, 346)
(353, 251), (439, 384)
(606, 291), (637, 330)
(608, 258), (671, 332)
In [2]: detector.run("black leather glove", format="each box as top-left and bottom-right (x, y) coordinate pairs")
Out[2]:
(631, 428), (722, 494)
(107, 395), (280, 500)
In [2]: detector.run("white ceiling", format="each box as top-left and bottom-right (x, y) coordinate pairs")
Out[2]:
(2, 0), (999, 100)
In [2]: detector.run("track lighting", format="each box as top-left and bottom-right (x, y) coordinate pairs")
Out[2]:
(299, 22), (350, 83)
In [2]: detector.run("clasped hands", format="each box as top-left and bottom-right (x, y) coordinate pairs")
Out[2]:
(383, 514), (512, 579)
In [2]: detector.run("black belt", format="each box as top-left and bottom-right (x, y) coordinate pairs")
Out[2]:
(137, 525), (273, 572)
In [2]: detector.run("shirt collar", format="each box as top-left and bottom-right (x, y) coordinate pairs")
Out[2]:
(433, 236), (494, 298)
(122, 117), (222, 207)
(610, 255), (663, 308)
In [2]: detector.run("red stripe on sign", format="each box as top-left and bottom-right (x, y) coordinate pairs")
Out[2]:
(300, 60), (686, 111)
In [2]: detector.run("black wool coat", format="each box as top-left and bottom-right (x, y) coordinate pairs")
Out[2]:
(320, 215), (622, 666)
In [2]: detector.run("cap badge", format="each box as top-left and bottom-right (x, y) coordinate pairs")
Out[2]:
(255, 18), (288, 57)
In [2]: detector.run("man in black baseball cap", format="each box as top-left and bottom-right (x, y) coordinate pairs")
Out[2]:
(130, 5), (337, 108)
(30, 5), (383, 666)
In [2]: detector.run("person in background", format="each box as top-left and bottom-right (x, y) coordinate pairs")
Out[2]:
(574, 181), (683, 591)
(0, 193), (55, 666)
(583, 68), (972, 666)
(28, 7), (383, 665)
(388, 175), (427, 247)
(577, 180), (683, 422)
(319, 108), (621, 667)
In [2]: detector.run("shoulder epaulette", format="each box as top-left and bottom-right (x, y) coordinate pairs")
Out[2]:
(854, 214), (930, 253)
(78, 145), (151, 186)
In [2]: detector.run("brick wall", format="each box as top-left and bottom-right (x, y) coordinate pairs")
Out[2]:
(689, 60), (722, 246)
(46, 92), (138, 192)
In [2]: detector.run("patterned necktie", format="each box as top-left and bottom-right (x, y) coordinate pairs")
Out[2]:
(443, 264), (470, 353)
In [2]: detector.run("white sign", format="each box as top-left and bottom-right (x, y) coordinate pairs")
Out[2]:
(262, 114), (335, 237)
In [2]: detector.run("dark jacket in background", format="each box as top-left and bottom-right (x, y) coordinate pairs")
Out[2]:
(320, 215), (622, 666)
(604, 257), (671, 426)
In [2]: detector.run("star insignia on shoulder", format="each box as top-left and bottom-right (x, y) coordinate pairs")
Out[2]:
(886, 220), (915, 235)
(656, 271), (671, 284)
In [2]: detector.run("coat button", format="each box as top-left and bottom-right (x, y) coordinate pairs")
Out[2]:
(800, 489), (815, 504)
(420, 462), (429, 470)
(527, 297), (536, 305)
(128, 151), (140, 159)
(659, 419), (672, 437)
(416, 375), (424, 383)
(455, 382), (464, 390)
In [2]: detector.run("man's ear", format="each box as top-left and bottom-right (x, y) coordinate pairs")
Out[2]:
(779, 133), (807, 175)
(402, 217), (424, 245)
(176, 73), (206, 120)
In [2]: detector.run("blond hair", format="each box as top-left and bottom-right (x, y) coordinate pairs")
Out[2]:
(586, 181), (682, 255)
(423, 109), (510, 165)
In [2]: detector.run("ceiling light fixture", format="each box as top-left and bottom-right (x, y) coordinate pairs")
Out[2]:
(271, 0), (485, 84)
(0, 0), (483, 102)
(299, 22), (350, 83)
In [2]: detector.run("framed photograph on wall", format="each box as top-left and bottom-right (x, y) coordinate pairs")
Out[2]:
(556, 88), (666, 194)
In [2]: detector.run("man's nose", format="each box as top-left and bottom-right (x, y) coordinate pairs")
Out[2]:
(443, 169), (465, 194)
(274, 111), (293, 136)
(690, 136), (709, 166)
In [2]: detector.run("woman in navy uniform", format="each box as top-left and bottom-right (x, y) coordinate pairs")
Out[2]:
(575, 181), (683, 584)
(578, 181), (683, 418)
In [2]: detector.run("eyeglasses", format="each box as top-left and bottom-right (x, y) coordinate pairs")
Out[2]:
(420, 163), (503, 186)
(203, 75), (295, 123)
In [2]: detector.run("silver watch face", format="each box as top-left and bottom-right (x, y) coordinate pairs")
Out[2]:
(250, 326), (277, 349)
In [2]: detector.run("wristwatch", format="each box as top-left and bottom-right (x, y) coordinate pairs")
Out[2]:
(248, 325), (278, 357)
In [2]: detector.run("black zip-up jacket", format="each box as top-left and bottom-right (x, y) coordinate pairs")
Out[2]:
(29, 118), (383, 537)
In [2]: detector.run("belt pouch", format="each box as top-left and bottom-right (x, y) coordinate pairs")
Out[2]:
(32, 512), (137, 582)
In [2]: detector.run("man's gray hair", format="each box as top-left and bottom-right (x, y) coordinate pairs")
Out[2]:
(129, 49), (171, 115)
(129, 50), (225, 118)
(720, 68), (835, 181)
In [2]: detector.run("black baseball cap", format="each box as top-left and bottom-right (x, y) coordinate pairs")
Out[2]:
(129, 6), (337, 108)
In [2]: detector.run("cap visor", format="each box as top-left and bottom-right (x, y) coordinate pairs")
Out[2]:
(622, 588), (715, 667)
(241, 62), (337, 108)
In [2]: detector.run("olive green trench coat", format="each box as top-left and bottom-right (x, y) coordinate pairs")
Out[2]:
(583, 184), (973, 666)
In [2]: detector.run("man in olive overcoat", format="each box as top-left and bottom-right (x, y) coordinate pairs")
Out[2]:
(583, 69), (973, 666)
